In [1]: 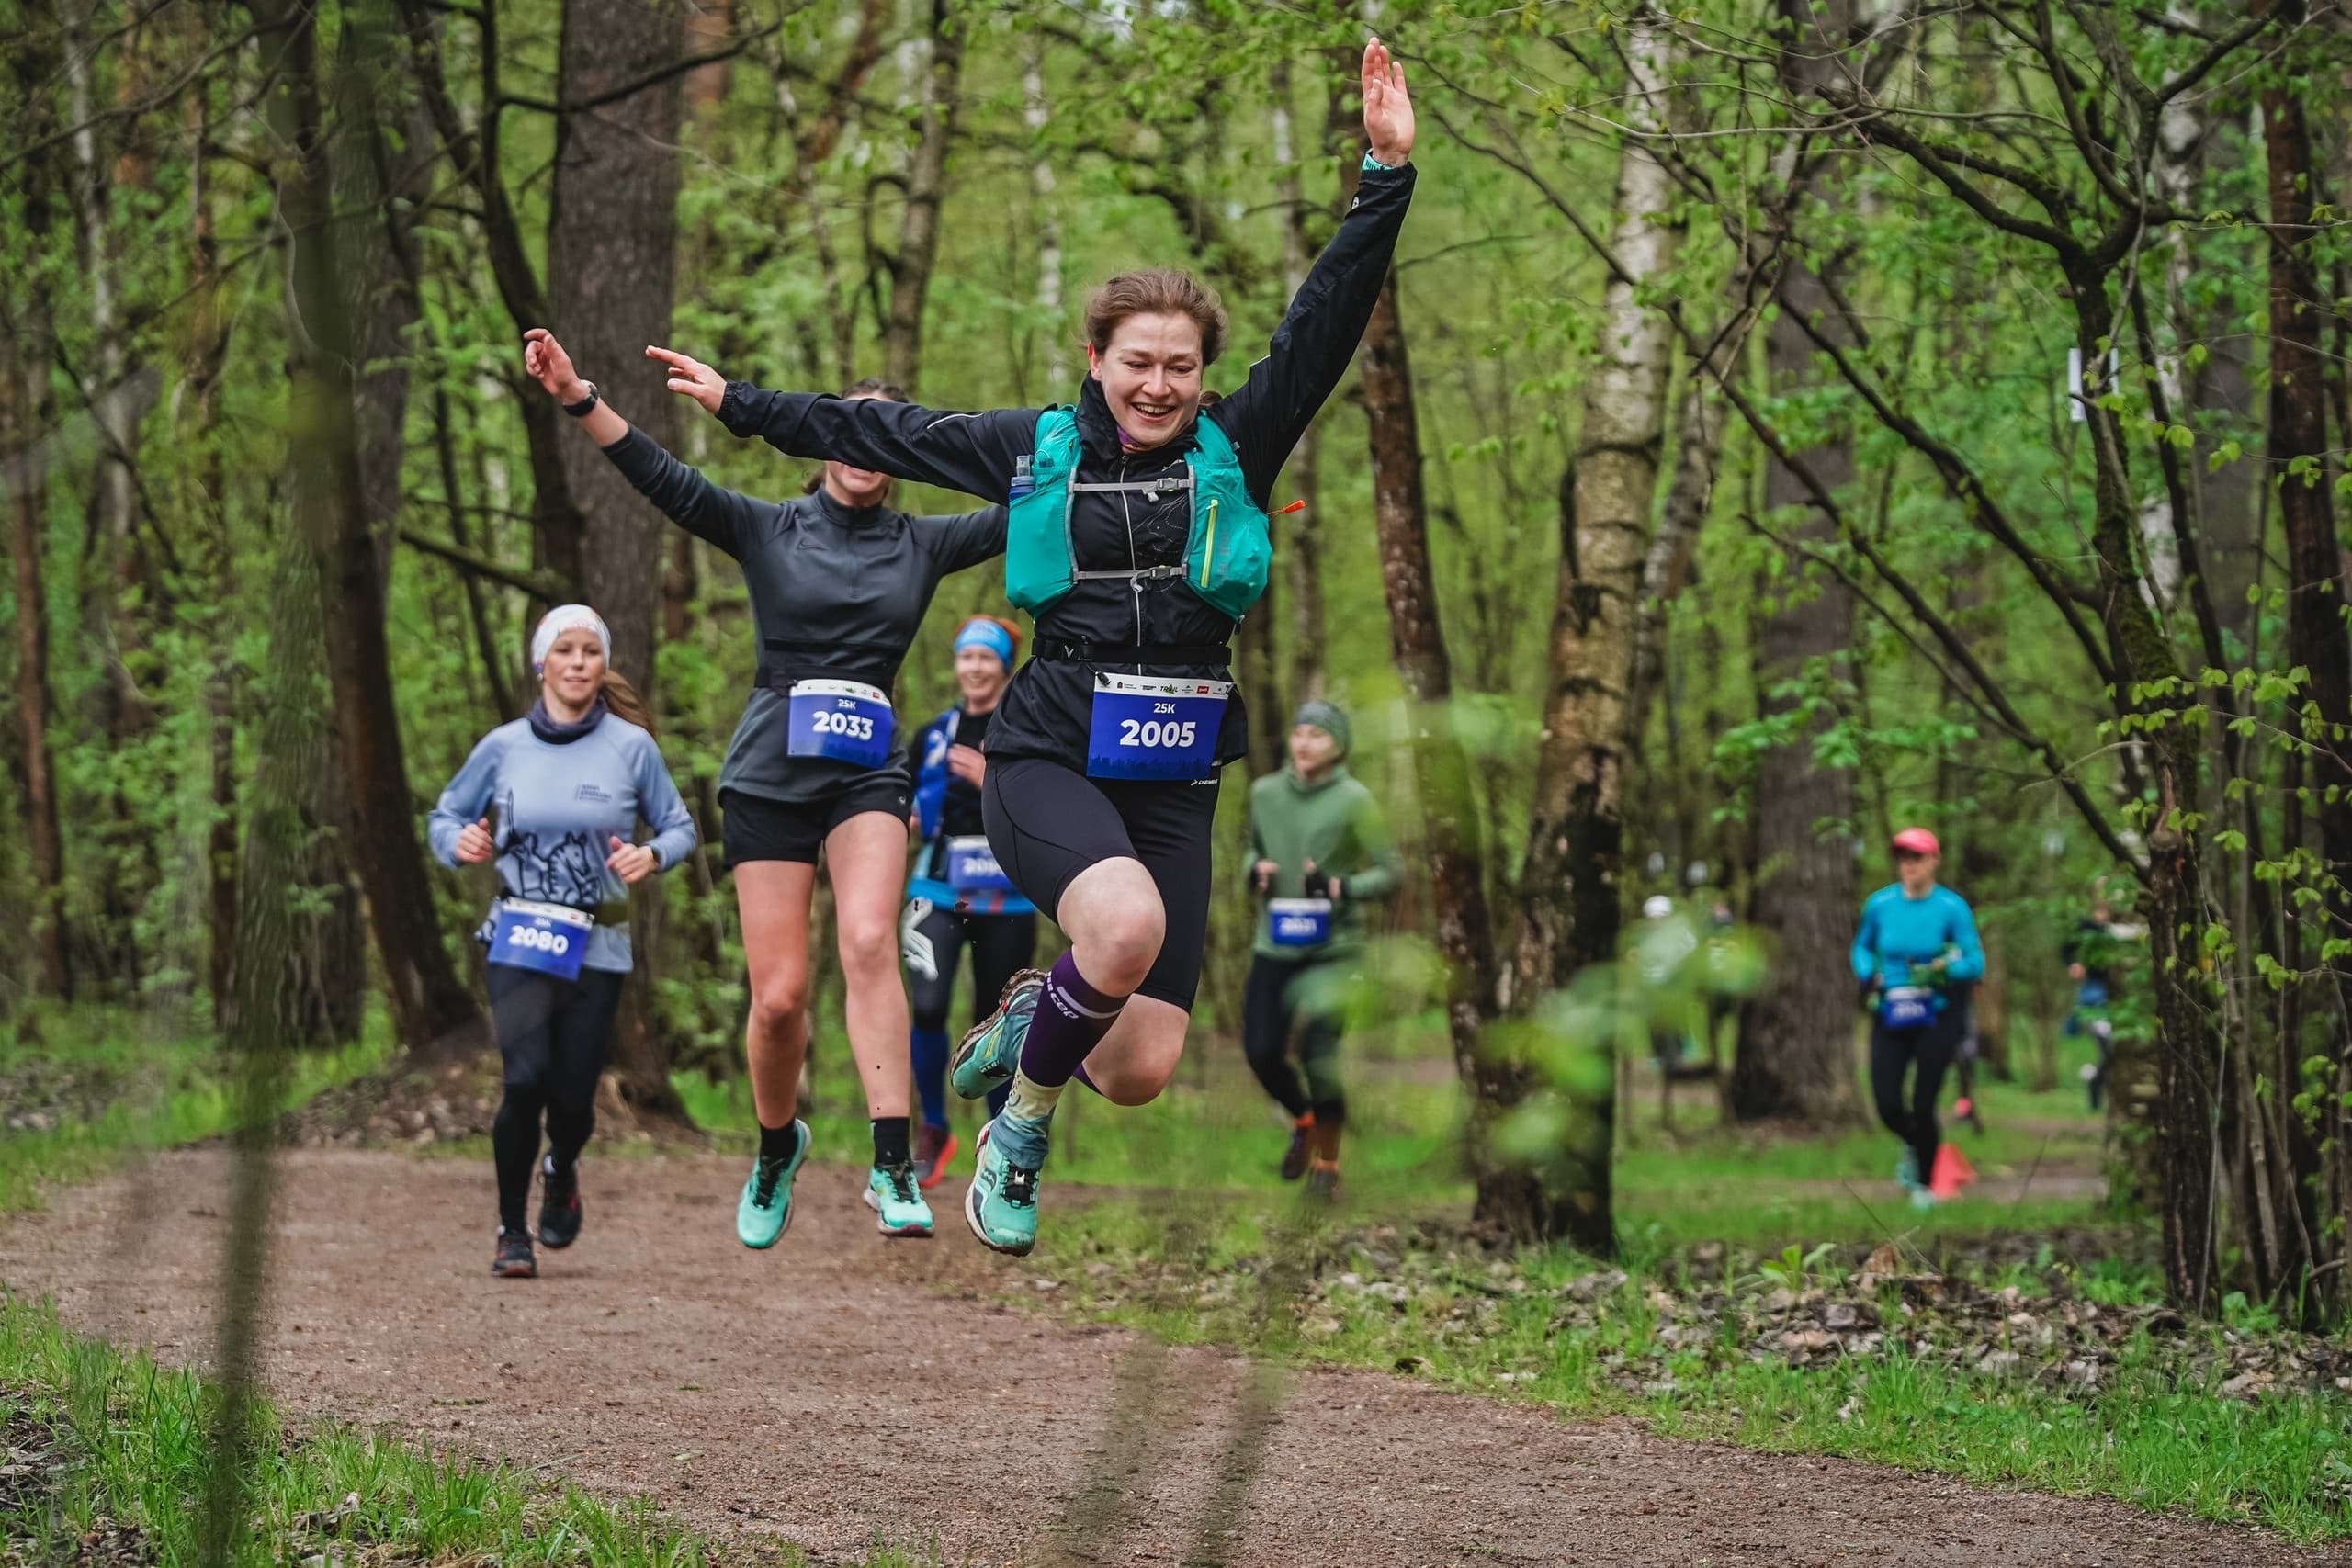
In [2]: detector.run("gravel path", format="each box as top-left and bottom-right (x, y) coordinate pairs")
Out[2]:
(1, 1149), (2338, 1566)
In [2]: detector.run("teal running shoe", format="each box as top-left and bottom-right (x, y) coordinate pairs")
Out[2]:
(1908, 1185), (1939, 1213)
(951, 968), (1047, 1100)
(1895, 1147), (1920, 1190)
(735, 1120), (808, 1249)
(864, 1162), (935, 1237)
(965, 1115), (1046, 1257)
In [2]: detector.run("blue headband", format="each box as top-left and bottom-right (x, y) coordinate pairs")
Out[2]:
(954, 618), (1014, 667)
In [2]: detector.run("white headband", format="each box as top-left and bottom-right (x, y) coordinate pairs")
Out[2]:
(530, 604), (612, 671)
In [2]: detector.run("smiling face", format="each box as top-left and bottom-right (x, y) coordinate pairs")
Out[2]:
(955, 643), (1009, 709)
(822, 391), (896, 508)
(1087, 311), (1205, 450)
(540, 626), (606, 716)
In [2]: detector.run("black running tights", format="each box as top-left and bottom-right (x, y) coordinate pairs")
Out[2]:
(488, 964), (625, 1232)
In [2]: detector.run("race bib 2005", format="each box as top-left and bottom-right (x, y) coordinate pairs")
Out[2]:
(1086, 673), (1228, 782)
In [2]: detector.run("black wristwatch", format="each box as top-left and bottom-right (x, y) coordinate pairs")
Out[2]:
(563, 381), (600, 417)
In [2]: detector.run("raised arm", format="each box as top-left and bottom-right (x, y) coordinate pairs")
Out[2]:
(646, 344), (1035, 502)
(1216, 39), (1418, 502)
(522, 328), (760, 558)
(920, 505), (1011, 576)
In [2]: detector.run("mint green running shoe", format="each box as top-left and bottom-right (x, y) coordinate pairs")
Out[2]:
(1895, 1147), (1920, 1190)
(735, 1120), (808, 1249)
(951, 968), (1047, 1100)
(964, 1115), (1046, 1257)
(864, 1162), (935, 1237)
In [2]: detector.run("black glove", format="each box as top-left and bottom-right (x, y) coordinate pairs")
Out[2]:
(1858, 978), (1879, 1011)
(1301, 866), (1340, 901)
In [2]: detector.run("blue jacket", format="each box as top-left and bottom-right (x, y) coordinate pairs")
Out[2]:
(907, 705), (1034, 916)
(1851, 884), (1984, 1005)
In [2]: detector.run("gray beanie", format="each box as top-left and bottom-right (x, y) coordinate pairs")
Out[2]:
(1293, 699), (1351, 758)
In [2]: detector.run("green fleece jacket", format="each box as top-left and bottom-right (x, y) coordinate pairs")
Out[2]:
(1244, 761), (1401, 959)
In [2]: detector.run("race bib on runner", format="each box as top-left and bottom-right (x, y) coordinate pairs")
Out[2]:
(1878, 985), (1934, 1031)
(1086, 672), (1229, 782)
(489, 898), (593, 981)
(946, 835), (1015, 894)
(1267, 897), (1333, 948)
(787, 678), (895, 767)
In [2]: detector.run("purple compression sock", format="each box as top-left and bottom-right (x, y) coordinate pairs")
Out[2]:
(1019, 951), (1127, 1089)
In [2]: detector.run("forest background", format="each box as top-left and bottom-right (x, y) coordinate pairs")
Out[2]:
(5, 0), (2351, 1324)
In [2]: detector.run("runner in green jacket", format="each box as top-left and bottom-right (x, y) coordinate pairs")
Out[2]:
(1242, 700), (1401, 1196)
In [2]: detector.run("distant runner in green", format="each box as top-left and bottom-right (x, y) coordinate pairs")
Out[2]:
(1241, 700), (1400, 1198)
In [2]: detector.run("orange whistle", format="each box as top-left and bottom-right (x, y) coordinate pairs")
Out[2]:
(1275, 499), (1307, 515)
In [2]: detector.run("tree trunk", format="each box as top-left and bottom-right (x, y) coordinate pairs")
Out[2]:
(2, 293), (70, 1001)
(1727, 0), (1860, 1129)
(1361, 262), (1597, 1246)
(1516, 12), (1682, 1002)
(2259, 8), (2342, 1309)
(881, 0), (964, 390)
(266, 0), (479, 1057)
(548, 0), (691, 1122)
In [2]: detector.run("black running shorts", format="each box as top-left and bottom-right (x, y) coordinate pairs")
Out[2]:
(980, 756), (1221, 1011)
(720, 777), (911, 868)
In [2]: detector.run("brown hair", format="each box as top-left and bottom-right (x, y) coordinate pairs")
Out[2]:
(1084, 268), (1228, 366)
(599, 669), (657, 735)
(806, 378), (910, 494)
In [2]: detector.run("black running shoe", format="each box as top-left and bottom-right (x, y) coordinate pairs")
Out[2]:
(1280, 1116), (1314, 1181)
(492, 1227), (537, 1278)
(537, 1155), (582, 1249)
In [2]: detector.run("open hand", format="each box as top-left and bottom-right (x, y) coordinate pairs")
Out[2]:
(456, 815), (495, 864)
(646, 345), (726, 415)
(606, 834), (658, 885)
(1362, 38), (1414, 166)
(522, 329), (588, 403)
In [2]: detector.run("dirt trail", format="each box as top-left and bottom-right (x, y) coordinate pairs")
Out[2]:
(2, 1150), (2339, 1567)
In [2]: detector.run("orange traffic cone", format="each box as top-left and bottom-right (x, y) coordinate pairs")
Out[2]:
(1929, 1142), (1976, 1201)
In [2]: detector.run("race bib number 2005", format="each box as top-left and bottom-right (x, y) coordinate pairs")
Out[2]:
(1086, 673), (1229, 782)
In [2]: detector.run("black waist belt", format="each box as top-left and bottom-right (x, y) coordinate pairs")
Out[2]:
(758, 637), (899, 696)
(1034, 640), (1232, 665)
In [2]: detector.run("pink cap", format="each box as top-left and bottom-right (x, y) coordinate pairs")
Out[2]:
(1891, 828), (1940, 857)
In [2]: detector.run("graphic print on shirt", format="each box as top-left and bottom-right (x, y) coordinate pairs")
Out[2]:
(501, 792), (610, 910)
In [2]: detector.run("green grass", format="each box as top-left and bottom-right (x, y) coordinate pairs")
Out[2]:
(1031, 1201), (2352, 1544)
(0, 1005), (392, 1215)
(0, 1295), (932, 1566)
(675, 1005), (2113, 1256)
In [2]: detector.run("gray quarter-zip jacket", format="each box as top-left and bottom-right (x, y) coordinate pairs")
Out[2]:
(600, 428), (1006, 804)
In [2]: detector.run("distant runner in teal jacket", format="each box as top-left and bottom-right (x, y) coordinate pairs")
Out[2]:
(1241, 700), (1400, 1197)
(1854, 828), (1984, 1207)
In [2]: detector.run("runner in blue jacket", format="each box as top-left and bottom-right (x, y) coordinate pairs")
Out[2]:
(1852, 827), (1984, 1207)
(901, 617), (1039, 1186)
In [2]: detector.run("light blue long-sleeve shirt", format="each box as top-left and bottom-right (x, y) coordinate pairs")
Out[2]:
(1851, 883), (1984, 999)
(426, 713), (697, 973)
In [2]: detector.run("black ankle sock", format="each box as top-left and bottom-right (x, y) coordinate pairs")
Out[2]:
(871, 1115), (911, 1169)
(759, 1120), (801, 1167)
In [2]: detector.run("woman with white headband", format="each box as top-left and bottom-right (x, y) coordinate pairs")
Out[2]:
(427, 605), (697, 1279)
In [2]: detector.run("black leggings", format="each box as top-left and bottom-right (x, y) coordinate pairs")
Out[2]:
(906, 900), (1040, 1034)
(1869, 1007), (1964, 1180)
(487, 964), (625, 1232)
(981, 756), (1220, 1010)
(1242, 953), (1348, 1124)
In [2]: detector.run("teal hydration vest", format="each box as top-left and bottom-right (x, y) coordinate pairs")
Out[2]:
(1004, 407), (1271, 622)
